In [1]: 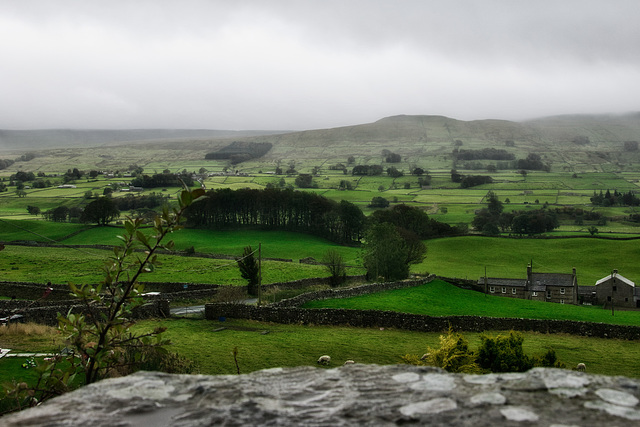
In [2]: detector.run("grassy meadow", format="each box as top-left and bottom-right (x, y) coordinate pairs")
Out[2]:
(2, 319), (638, 380)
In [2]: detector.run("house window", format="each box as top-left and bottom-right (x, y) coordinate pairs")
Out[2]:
(560, 288), (565, 295)
(532, 291), (538, 297)
(607, 296), (612, 301)
(613, 285), (617, 291)
(489, 286), (495, 293)
(512, 288), (517, 294)
(501, 287), (506, 294)
(625, 298), (629, 302)
(560, 299), (565, 304)
(546, 291), (551, 299)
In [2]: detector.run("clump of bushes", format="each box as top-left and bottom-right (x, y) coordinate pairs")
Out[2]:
(404, 328), (565, 374)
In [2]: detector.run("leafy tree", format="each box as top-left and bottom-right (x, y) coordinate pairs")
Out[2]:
(26, 205), (41, 216)
(7, 189), (202, 408)
(236, 245), (260, 296)
(294, 173), (314, 188)
(13, 171), (35, 182)
(450, 169), (463, 183)
(80, 197), (120, 225)
(624, 141), (639, 152)
(369, 196), (389, 208)
(412, 167), (424, 176)
(363, 223), (410, 281)
(45, 206), (70, 222)
(386, 167), (403, 178)
(322, 249), (347, 287)
(89, 170), (99, 178)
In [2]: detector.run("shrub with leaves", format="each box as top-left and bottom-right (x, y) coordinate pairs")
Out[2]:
(476, 331), (534, 373)
(3, 187), (204, 412)
(402, 327), (481, 374)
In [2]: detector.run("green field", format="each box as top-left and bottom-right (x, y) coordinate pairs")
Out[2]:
(303, 280), (640, 326)
(421, 236), (640, 285)
(3, 318), (638, 380)
(0, 245), (331, 285)
(3, 224), (640, 287)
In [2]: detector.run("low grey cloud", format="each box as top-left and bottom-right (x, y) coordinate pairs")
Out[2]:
(1, 0), (639, 130)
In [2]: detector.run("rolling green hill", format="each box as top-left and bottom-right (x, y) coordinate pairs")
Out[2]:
(2, 113), (639, 174)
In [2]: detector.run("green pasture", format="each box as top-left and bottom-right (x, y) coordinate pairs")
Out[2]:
(141, 318), (640, 377)
(0, 219), (89, 242)
(304, 280), (640, 327)
(0, 245), (331, 285)
(61, 227), (362, 264)
(421, 236), (640, 285)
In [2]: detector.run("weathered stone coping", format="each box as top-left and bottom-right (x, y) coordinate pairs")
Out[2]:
(3, 366), (639, 426)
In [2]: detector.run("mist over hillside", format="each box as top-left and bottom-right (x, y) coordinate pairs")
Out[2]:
(1, 113), (639, 164)
(0, 129), (289, 151)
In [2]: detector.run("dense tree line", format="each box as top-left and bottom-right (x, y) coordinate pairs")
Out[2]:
(352, 165), (384, 176)
(0, 159), (15, 170)
(472, 192), (559, 235)
(460, 175), (493, 188)
(205, 141), (272, 164)
(591, 189), (640, 207)
(383, 151), (402, 163)
(184, 188), (366, 244)
(130, 172), (194, 188)
(369, 204), (464, 239)
(111, 193), (169, 211)
(454, 148), (515, 161)
(515, 153), (549, 171)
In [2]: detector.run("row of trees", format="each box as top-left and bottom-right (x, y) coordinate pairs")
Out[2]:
(130, 172), (194, 189)
(591, 189), (640, 207)
(454, 148), (515, 161)
(184, 188), (367, 244)
(472, 192), (559, 235)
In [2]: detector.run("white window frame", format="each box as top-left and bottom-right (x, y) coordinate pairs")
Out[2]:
(532, 291), (538, 297)
(501, 287), (506, 294)
(512, 288), (517, 294)
(560, 299), (565, 304)
(489, 286), (495, 293)
(560, 287), (565, 295)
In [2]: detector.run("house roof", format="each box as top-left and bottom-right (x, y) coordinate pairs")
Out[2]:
(478, 278), (526, 287)
(595, 272), (635, 287)
(578, 286), (596, 295)
(529, 273), (575, 287)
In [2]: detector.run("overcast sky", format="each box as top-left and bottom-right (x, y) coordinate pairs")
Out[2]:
(2, 0), (639, 130)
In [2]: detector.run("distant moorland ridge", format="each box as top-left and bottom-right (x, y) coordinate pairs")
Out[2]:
(1, 113), (639, 152)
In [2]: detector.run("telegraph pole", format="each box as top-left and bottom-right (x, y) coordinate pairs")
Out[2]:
(258, 243), (262, 306)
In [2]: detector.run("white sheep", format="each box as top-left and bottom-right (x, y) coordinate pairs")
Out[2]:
(420, 353), (430, 361)
(343, 360), (355, 365)
(576, 363), (586, 372)
(317, 355), (331, 365)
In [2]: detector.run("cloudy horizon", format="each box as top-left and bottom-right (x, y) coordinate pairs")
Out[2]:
(2, 1), (639, 130)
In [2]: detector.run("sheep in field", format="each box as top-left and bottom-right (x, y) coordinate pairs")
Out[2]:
(317, 355), (331, 365)
(576, 363), (586, 372)
(343, 360), (355, 365)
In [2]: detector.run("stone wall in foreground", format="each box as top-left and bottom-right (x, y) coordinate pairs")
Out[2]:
(4, 366), (640, 426)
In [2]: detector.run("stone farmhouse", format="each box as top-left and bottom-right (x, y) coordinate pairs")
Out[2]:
(479, 264), (578, 305)
(578, 270), (640, 309)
